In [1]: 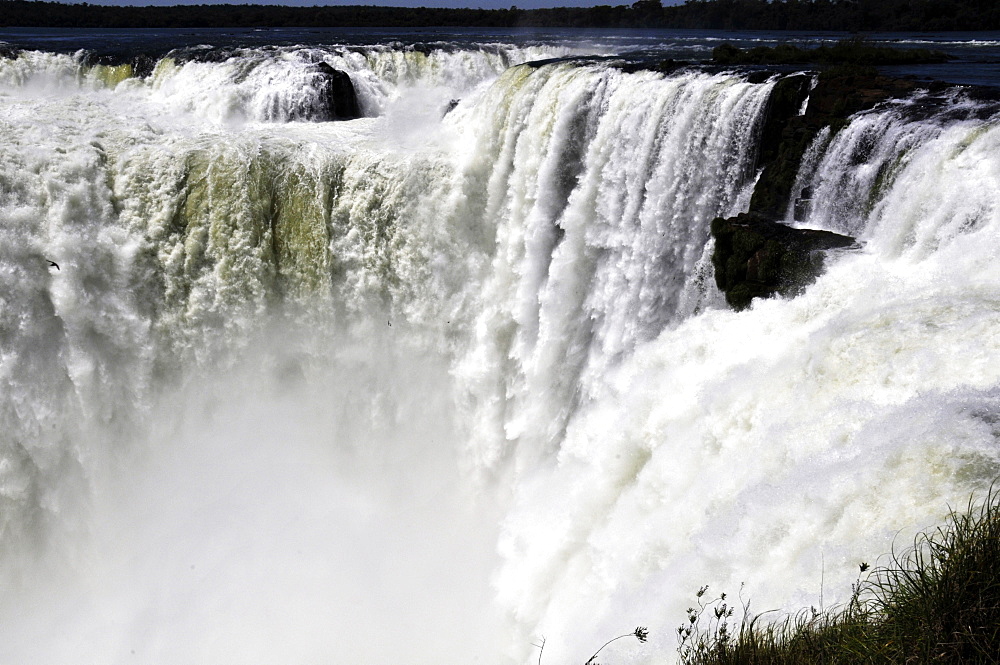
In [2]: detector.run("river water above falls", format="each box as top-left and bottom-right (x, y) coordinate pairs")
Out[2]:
(2, 28), (1000, 665)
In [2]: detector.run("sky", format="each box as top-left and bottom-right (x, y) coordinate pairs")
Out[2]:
(79, 0), (689, 10)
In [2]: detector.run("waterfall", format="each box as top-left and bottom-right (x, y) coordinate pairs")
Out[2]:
(0, 42), (586, 121)
(454, 63), (772, 473)
(2, 36), (1000, 665)
(490, 83), (1000, 663)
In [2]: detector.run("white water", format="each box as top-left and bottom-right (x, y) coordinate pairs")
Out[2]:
(2, 41), (1000, 665)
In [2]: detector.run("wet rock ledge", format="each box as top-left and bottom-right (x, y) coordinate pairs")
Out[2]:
(712, 212), (857, 311)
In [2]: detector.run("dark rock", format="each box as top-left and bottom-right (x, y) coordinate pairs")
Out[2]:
(748, 68), (919, 218)
(748, 72), (814, 215)
(131, 54), (158, 79)
(711, 212), (857, 310)
(176, 46), (244, 64)
(745, 69), (775, 84)
(709, 68), (946, 310)
(653, 59), (691, 75)
(80, 51), (159, 78)
(792, 192), (812, 222)
(808, 68), (919, 120)
(443, 98), (460, 116)
(316, 62), (361, 120)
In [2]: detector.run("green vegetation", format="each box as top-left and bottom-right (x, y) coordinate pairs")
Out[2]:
(712, 38), (951, 67)
(677, 486), (1000, 664)
(1, 0), (999, 31)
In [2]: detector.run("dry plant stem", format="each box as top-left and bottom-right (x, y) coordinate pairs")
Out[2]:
(585, 627), (649, 665)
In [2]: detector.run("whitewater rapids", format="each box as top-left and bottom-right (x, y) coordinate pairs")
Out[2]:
(1, 39), (999, 665)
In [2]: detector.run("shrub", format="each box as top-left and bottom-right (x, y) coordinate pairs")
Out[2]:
(711, 38), (951, 67)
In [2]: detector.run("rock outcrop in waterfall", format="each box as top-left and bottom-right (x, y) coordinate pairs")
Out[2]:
(711, 65), (937, 309)
(711, 212), (857, 310)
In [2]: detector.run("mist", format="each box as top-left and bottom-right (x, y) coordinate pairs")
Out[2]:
(0, 321), (507, 665)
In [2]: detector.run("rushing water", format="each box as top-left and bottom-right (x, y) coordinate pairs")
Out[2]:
(3, 27), (1000, 665)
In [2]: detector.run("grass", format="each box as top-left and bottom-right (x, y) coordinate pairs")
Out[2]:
(678, 486), (1000, 665)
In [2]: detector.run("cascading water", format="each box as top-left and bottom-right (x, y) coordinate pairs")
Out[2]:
(492, 85), (1000, 662)
(2, 32), (1000, 665)
(454, 63), (772, 472)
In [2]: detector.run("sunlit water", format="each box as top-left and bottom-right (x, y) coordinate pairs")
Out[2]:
(2, 29), (1000, 665)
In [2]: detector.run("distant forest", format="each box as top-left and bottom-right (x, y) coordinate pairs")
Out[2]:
(0, 0), (996, 32)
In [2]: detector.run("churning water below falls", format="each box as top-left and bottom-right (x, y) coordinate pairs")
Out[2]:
(3, 29), (1000, 665)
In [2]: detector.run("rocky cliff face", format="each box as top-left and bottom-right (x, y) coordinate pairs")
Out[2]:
(712, 67), (936, 310)
(748, 68), (925, 218)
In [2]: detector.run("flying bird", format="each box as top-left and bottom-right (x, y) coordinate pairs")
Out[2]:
(47, 260), (59, 271)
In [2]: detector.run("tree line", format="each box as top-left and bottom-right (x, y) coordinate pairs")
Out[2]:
(0, 0), (996, 31)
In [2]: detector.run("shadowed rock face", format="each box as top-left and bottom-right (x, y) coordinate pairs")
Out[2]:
(712, 212), (857, 311)
(710, 68), (942, 311)
(316, 62), (361, 121)
(749, 69), (924, 219)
